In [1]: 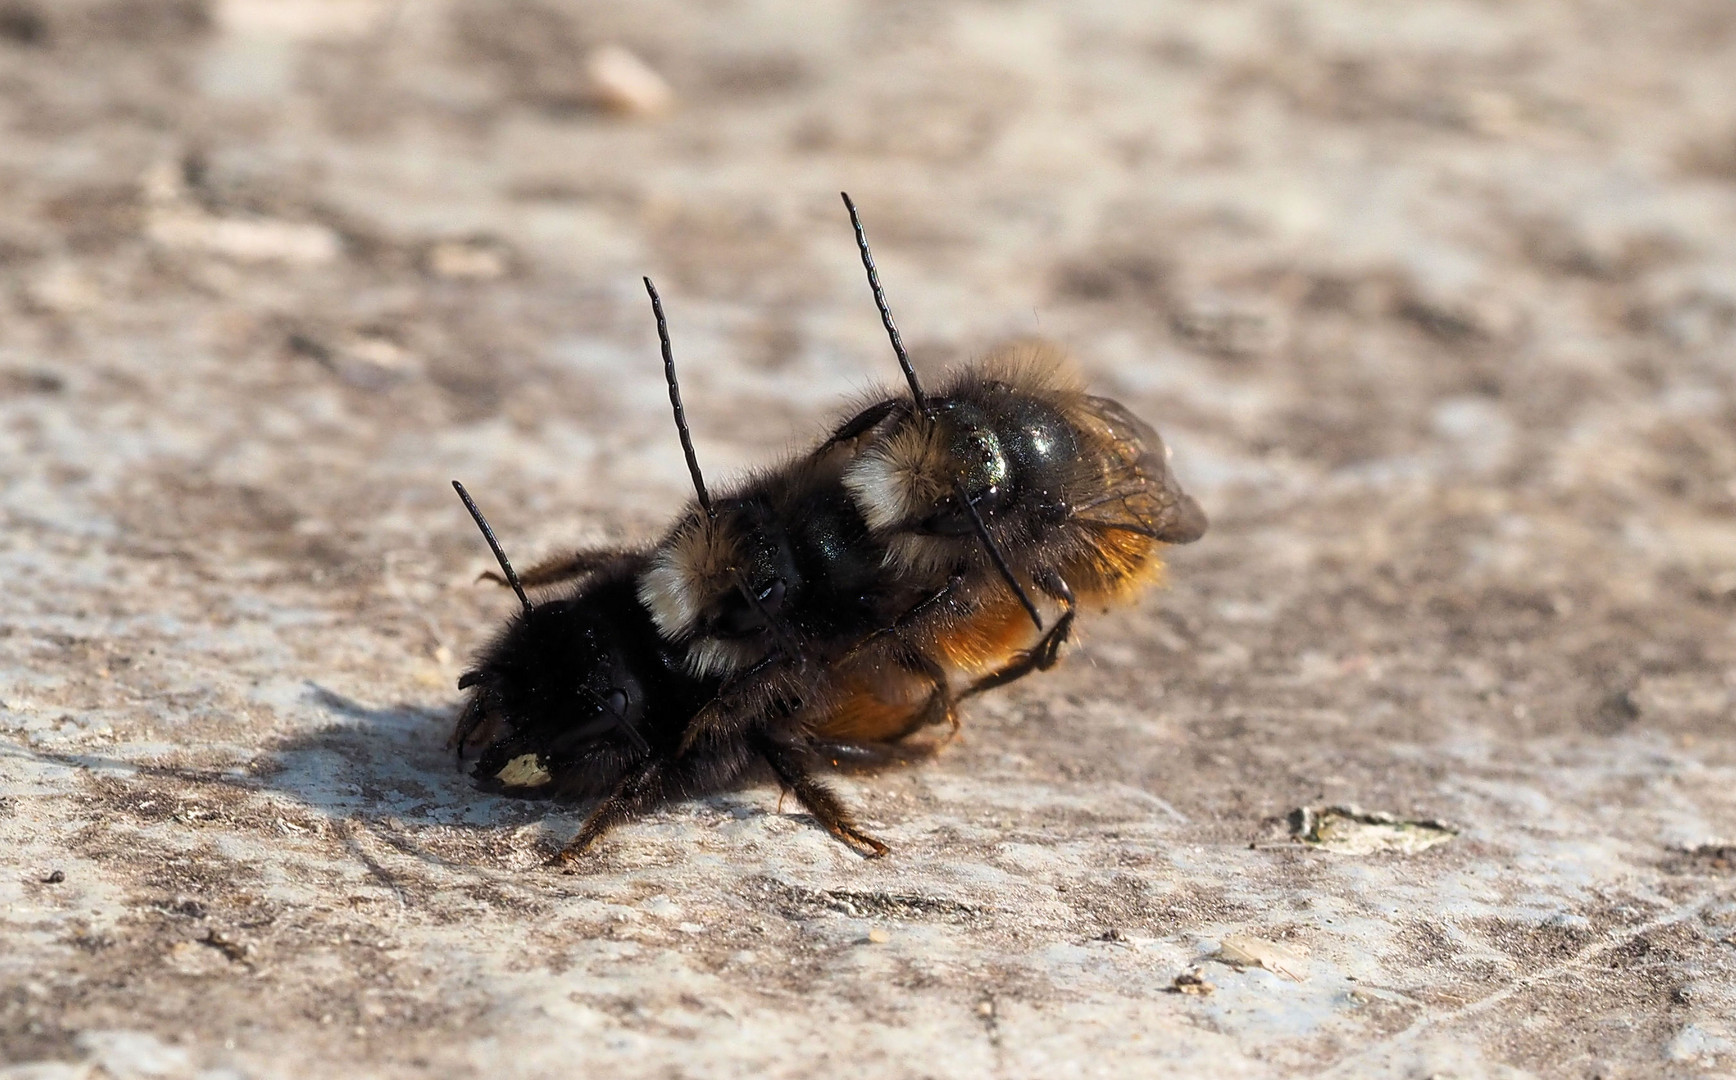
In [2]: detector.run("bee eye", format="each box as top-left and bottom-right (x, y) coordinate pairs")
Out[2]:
(918, 501), (977, 536)
(605, 689), (629, 717)
(757, 577), (787, 612)
(918, 485), (1009, 536)
(715, 576), (789, 638)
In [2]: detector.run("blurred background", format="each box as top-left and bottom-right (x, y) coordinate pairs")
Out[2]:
(3, 1), (1735, 1077)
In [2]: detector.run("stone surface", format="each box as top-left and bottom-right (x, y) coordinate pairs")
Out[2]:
(2, 1), (1735, 1077)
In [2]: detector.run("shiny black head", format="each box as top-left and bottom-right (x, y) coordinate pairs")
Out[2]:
(904, 392), (1082, 537)
(454, 581), (665, 799)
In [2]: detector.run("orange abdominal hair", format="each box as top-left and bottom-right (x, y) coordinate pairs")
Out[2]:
(814, 593), (1041, 743)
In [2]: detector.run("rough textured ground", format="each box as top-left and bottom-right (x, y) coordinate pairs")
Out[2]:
(3, 1), (1736, 1077)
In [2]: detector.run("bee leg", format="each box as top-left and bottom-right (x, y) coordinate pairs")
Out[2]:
(811, 738), (942, 772)
(676, 652), (788, 755)
(448, 691), (493, 768)
(814, 398), (905, 453)
(1027, 569), (1077, 669)
(481, 547), (636, 590)
(903, 650), (961, 739)
(753, 733), (889, 858)
(550, 760), (668, 865)
(838, 574), (966, 666)
(961, 570), (1077, 700)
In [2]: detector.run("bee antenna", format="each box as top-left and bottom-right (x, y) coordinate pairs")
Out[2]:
(957, 485), (1044, 632)
(644, 276), (715, 522)
(451, 480), (532, 616)
(841, 192), (930, 415)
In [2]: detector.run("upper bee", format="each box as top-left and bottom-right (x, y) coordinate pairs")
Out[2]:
(843, 341), (1207, 583)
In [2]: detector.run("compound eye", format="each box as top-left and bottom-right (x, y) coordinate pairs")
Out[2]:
(605, 689), (629, 718)
(756, 577), (787, 613)
(918, 498), (977, 536)
(920, 487), (1009, 536)
(716, 594), (768, 638)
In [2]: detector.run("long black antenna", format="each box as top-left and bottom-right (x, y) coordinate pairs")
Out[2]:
(841, 194), (1040, 632)
(645, 276), (715, 521)
(959, 489), (1044, 632)
(451, 480), (531, 615)
(841, 192), (929, 414)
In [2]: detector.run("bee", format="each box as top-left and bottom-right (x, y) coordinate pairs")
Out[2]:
(452, 278), (901, 859)
(445, 478), (732, 858)
(625, 306), (956, 856)
(802, 194), (1209, 741)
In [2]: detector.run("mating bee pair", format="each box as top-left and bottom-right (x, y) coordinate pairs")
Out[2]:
(449, 194), (1207, 861)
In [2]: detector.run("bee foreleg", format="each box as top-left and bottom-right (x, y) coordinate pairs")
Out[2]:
(448, 691), (492, 768)
(815, 398), (905, 453)
(482, 547), (637, 591)
(551, 760), (669, 865)
(961, 569), (1077, 700)
(752, 732), (889, 858)
(1028, 569), (1077, 668)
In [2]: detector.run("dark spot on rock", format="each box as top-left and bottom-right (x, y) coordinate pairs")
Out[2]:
(1595, 688), (1641, 732)
(0, 1), (46, 45)
(152, 897), (208, 919)
(1394, 297), (1485, 344)
(1, 368), (65, 395)
(1052, 252), (1174, 306)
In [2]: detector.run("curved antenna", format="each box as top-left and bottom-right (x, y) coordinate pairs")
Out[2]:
(644, 276), (715, 521)
(958, 487), (1044, 632)
(841, 192), (929, 414)
(451, 480), (531, 615)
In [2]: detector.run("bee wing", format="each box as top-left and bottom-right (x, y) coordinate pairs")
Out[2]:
(1074, 396), (1208, 544)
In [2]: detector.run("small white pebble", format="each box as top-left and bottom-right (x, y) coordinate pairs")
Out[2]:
(586, 45), (674, 117)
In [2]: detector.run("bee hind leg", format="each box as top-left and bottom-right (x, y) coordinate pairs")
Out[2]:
(898, 650), (960, 739)
(753, 733), (889, 858)
(551, 760), (669, 866)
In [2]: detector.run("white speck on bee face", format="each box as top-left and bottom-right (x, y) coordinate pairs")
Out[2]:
(496, 754), (552, 788)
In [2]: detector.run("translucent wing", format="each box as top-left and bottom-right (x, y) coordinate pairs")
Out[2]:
(1071, 395), (1208, 545)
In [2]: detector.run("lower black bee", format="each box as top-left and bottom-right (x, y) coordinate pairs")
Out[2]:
(452, 280), (897, 859)
(447, 483), (725, 858)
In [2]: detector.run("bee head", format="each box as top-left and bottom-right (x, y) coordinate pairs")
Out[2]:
(633, 276), (800, 673)
(638, 499), (799, 675)
(844, 401), (1006, 534)
(457, 598), (651, 791)
(449, 480), (646, 777)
